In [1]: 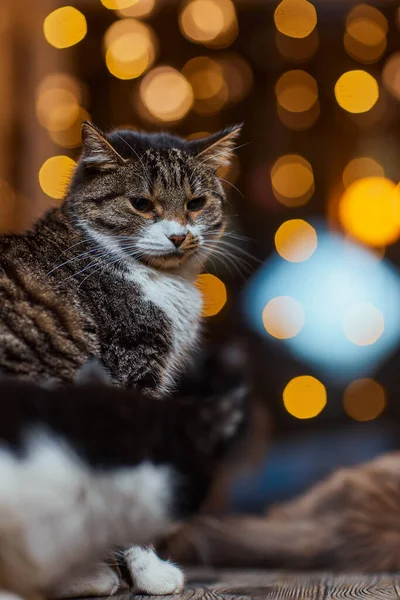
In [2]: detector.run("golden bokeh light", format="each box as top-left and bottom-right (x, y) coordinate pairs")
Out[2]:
(37, 73), (82, 100)
(43, 7), (87, 49)
(342, 157), (385, 189)
(117, 0), (155, 17)
(283, 375), (327, 420)
(339, 177), (400, 247)
(383, 53), (400, 102)
(275, 219), (317, 263)
(276, 29), (319, 63)
(39, 156), (76, 200)
(195, 273), (227, 317)
(276, 70), (318, 113)
(49, 108), (90, 148)
(106, 34), (150, 80)
(335, 70), (379, 114)
(343, 302), (384, 346)
(179, 0), (237, 47)
(344, 4), (387, 64)
(139, 67), (193, 123)
(271, 154), (314, 207)
(274, 0), (317, 39)
(278, 100), (320, 131)
(104, 19), (157, 80)
(182, 57), (227, 115)
(343, 378), (386, 422)
(217, 54), (253, 104)
(101, 0), (138, 9)
(36, 89), (80, 132)
(262, 296), (305, 340)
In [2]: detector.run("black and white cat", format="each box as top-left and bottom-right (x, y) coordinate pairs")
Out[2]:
(0, 352), (247, 600)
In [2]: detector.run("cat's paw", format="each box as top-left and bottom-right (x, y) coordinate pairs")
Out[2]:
(126, 546), (184, 595)
(51, 563), (120, 598)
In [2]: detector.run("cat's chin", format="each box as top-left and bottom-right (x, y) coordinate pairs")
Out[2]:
(140, 250), (200, 273)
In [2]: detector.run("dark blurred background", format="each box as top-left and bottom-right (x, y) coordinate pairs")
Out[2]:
(2, 0), (400, 513)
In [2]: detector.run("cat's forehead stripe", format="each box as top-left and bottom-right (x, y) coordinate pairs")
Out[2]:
(144, 149), (188, 189)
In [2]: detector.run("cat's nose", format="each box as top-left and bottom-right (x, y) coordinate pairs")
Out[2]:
(168, 234), (187, 248)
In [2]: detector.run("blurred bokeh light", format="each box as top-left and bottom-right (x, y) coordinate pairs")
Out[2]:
(283, 375), (327, 419)
(383, 53), (400, 102)
(339, 177), (400, 247)
(117, 0), (156, 17)
(196, 273), (227, 317)
(179, 0), (237, 47)
(335, 70), (379, 114)
(274, 219), (318, 262)
(39, 156), (76, 200)
(262, 296), (305, 340)
(104, 19), (157, 80)
(271, 154), (314, 207)
(343, 378), (386, 421)
(342, 157), (385, 189)
(274, 0), (317, 39)
(101, 0), (139, 9)
(344, 4), (387, 64)
(43, 7), (87, 49)
(139, 67), (193, 122)
(343, 302), (385, 347)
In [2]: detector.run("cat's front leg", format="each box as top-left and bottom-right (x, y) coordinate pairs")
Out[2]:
(125, 546), (184, 595)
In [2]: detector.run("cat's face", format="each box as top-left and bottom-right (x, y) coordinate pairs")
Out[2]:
(68, 123), (242, 272)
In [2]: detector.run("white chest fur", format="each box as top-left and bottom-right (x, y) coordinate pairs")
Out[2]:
(126, 265), (203, 392)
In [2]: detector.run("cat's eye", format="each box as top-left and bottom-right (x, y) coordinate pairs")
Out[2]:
(131, 197), (154, 213)
(187, 197), (206, 212)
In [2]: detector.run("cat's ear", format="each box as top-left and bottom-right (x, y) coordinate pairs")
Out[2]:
(81, 121), (125, 170)
(75, 358), (111, 386)
(188, 124), (243, 171)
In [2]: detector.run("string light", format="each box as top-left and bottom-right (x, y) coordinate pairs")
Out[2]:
(262, 296), (305, 340)
(195, 274), (227, 317)
(274, 0), (317, 39)
(339, 177), (400, 247)
(39, 156), (76, 200)
(43, 7), (87, 49)
(271, 154), (314, 207)
(274, 219), (318, 262)
(283, 375), (327, 419)
(343, 378), (386, 421)
(139, 67), (193, 123)
(335, 70), (379, 114)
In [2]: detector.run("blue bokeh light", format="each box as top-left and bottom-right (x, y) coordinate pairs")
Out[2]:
(243, 225), (400, 383)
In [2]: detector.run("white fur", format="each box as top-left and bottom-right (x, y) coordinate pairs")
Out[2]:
(84, 225), (203, 394)
(0, 432), (174, 595)
(125, 546), (184, 595)
(135, 220), (201, 255)
(126, 263), (202, 392)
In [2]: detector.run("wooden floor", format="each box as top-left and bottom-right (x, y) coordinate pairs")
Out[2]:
(112, 568), (400, 599)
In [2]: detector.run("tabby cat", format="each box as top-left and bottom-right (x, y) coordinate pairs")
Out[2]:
(0, 121), (242, 594)
(0, 354), (246, 600)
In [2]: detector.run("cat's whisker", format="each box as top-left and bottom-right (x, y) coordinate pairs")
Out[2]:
(217, 176), (244, 198)
(47, 247), (105, 276)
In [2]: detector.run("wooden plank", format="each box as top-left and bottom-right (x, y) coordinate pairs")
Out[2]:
(100, 570), (400, 600)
